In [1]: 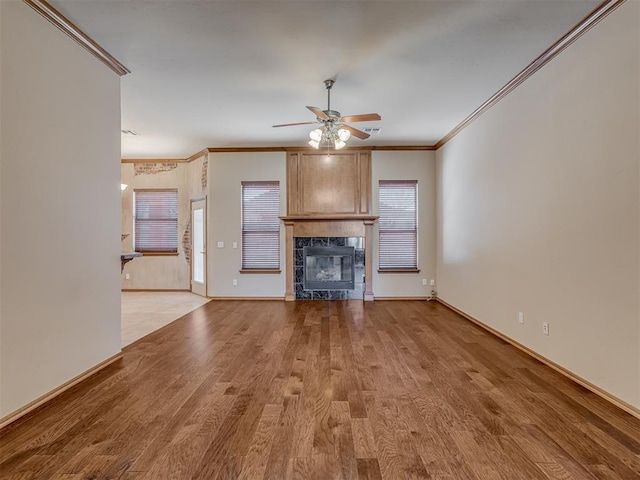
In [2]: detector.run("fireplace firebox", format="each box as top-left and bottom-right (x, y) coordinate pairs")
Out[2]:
(303, 246), (355, 290)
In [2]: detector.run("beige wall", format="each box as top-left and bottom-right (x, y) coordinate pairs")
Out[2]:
(0, 1), (122, 417)
(372, 151), (437, 298)
(207, 152), (286, 298)
(203, 150), (436, 299)
(121, 163), (188, 290)
(436, 2), (639, 408)
(121, 155), (208, 290)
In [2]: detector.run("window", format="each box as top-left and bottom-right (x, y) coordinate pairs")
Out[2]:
(133, 189), (178, 254)
(378, 180), (418, 270)
(241, 181), (280, 270)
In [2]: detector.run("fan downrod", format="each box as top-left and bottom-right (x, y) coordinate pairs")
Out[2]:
(323, 79), (338, 117)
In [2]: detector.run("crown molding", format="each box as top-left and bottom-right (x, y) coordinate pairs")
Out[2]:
(435, 0), (626, 150)
(121, 148), (285, 164)
(126, 145), (438, 164)
(371, 146), (436, 151)
(207, 147), (289, 153)
(184, 148), (210, 163)
(204, 145), (437, 153)
(23, 0), (130, 76)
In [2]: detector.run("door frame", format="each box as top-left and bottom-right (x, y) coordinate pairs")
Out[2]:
(190, 196), (207, 297)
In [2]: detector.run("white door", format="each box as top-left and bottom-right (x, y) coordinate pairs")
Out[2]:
(191, 198), (207, 297)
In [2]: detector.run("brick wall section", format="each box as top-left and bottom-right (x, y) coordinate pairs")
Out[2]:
(134, 162), (178, 175)
(201, 158), (208, 190)
(182, 220), (191, 265)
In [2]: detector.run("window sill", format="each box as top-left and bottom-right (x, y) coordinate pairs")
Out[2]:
(378, 268), (420, 274)
(139, 252), (179, 257)
(239, 269), (281, 274)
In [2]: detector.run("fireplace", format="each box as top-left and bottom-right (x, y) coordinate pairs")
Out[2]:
(303, 246), (354, 290)
(281, 150), (377, 300)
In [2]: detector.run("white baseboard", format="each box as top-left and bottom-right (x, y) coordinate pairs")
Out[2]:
(437, 298), (640, 420)
(0, 352), (123, 430)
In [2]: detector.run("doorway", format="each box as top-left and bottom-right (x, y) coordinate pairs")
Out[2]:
(190, 197), (207, 297)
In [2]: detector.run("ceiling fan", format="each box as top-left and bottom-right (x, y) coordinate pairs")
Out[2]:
(273, 79), (381, 150)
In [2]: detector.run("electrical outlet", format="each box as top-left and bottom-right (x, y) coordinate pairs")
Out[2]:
(232, 279), (238, 286)
(422, 279), (427, 286)
(543, 322), (549, 335)
(217, 241), (224, 248)
(125, 273), (130, 280)
(430, 279), (435, 286)
(232, 242), (238, 249)
(518, 312), (524, 324)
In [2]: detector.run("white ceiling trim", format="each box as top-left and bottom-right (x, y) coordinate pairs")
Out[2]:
(23, 0), (130, 76)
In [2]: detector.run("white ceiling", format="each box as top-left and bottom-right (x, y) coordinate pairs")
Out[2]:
(54, 0), (601, 158)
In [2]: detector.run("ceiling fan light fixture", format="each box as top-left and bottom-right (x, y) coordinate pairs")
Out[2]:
(338, 128), (351, 141)
(275, 79), (380, 149)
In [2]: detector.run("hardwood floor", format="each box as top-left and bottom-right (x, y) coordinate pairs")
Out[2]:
(1, 300), (639, 479)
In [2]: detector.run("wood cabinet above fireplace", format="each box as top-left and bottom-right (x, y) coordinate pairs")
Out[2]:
(286, 150), (371, 217)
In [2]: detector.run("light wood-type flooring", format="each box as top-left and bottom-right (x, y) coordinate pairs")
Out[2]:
(1, 300), (639, 479)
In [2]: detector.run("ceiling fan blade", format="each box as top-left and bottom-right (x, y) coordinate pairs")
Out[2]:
(306, 106), (329, 120)
(272, 121), (319, 128)
(341, 124), (370, 140)
(339, 113), (381, 123)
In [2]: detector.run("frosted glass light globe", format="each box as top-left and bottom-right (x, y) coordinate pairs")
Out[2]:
(309, 129), (323, 142)
(338, 128), (351, 141)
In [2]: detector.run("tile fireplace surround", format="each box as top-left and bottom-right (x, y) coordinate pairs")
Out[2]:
(294, 236), (365, 300)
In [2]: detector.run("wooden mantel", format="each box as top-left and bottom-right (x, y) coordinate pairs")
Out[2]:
(281, 214), (378, 223)
(283, 149), (377, 301)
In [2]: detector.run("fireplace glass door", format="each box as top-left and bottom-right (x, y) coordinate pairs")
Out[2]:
(303, 246), (355, 290)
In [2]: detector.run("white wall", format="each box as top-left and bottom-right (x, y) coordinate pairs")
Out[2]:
(0, 2), (122, 418)
(207, 152), (286, 297)
(372, 151), (437, 298)
(436, 1), (639, 408)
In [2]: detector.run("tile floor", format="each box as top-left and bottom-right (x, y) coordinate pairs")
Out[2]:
(121, 291), (210, 347)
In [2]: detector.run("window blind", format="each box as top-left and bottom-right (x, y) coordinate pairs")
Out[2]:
(378, 180), (418, 269)
(134, 189), (178, 253)
(242, 181), (280, 270)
